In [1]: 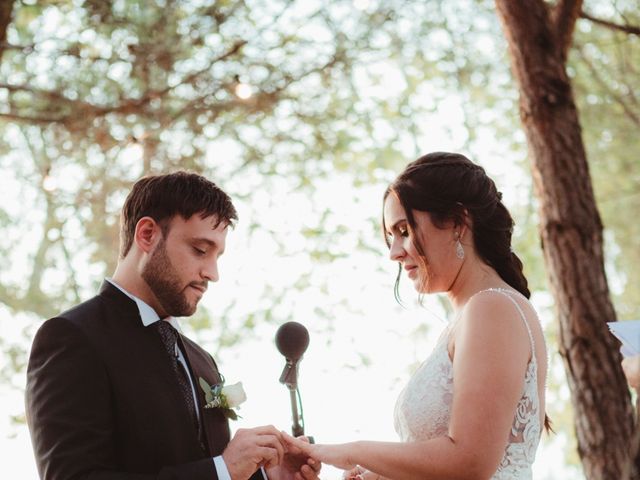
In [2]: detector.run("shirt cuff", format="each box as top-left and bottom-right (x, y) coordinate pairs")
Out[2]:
(213, 455), (231, 480)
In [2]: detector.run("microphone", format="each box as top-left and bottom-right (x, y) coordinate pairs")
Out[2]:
(276, 321), (310, 387)
(275, 322), (311, 439)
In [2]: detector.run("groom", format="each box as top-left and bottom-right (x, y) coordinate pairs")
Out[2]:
(26, 172), (318, 480)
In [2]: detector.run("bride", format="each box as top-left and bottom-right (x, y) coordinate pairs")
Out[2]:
(285, 152), (550, 479)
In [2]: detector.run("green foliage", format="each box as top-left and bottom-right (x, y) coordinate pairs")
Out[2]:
(0, 0), (525, 323)
(571, 3), (640, 320)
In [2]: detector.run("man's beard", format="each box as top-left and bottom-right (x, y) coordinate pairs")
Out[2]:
(141, 239), (196, 317)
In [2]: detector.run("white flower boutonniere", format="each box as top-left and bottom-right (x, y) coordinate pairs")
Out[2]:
(198, 376), (246, 420)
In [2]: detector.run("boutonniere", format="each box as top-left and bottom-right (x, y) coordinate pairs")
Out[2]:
(198, 376), (247, 420)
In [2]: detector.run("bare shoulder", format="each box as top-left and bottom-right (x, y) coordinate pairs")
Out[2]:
(461, 289), (531, 329)
(453, 290), (536, 356)
(453, 289), (546, 367)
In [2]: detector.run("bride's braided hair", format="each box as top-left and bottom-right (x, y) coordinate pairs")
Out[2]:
(384, 152), (552, 433)
(384, 151), (530, 299)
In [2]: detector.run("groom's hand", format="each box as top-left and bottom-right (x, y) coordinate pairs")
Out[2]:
(266, 435), (321, 480)
(223, 426), (285, 479)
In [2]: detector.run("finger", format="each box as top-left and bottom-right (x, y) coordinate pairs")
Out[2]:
(251, 425), (284, 439)
(297, 435), (310, 444)
(286, 440), (309, 456)
(282, 430), (309, 451)
(256, 446), (280, 468)
(344, 466), (363, 479)
(342, 467), (358, 479)
(281, 430), (296, 442)
(307, 457), (321, 473)
(281, 431), (299, 449)
(257, 434), (285, 465)
(294, 442), (314, 457)
(273, 436), (285, 466)
(300, 464), (319, 480)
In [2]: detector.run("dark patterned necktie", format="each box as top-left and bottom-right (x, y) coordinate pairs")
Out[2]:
(154, 320), (199, 433)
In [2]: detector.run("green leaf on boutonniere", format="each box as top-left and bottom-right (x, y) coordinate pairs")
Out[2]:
(224, 408), (238, 421)
(199, 377), (214, 404)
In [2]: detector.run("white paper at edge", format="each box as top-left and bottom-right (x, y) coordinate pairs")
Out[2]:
(607, 320), (640, 358)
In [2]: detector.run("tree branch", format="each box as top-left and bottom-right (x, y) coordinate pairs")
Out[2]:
(0, 82), (84, 104)
(0, 112), (67, 124)
(575, 44), (640, 127)
(552, 0), (584, 63)
(58, 233), (81, 305)
(12, 128), (59, 313)
(0, 38), (249, 127)
(580, 10), (640, 36)
(161, 39), (247, 97)
(0, 41), (34, 53)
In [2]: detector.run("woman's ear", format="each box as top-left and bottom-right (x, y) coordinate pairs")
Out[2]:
(454, 204), (470, 240)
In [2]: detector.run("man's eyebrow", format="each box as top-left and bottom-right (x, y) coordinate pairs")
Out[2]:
(192, 238), (217, 246)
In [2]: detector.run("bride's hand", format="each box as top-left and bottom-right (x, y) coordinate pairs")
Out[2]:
(342, 466), (380, 480)
(282, 432), (357, 470)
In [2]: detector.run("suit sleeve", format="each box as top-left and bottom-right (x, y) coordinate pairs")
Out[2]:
(26, 317), (217, 480)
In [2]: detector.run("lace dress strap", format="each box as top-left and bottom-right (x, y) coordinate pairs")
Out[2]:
(468, 288), (536, 360)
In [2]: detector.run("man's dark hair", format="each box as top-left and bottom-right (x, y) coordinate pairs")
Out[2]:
(119, 171), (238, 258)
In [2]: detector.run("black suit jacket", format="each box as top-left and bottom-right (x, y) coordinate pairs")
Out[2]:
(26, 281), (246, 480)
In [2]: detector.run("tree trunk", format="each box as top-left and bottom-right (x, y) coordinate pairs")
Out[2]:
(622, 409), (640, 479)
(494, 0), (636, 478)
(0, 0), (14, 61)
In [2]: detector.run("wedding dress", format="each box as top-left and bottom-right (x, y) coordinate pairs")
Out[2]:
(393, 288), (543, 479)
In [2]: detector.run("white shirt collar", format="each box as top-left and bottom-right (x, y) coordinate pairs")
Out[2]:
(106, 278), (182, 332)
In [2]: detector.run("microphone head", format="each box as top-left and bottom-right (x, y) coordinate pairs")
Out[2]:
(275, 321), (310, 361)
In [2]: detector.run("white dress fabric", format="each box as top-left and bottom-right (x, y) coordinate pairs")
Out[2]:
(393, 288), (543, 479)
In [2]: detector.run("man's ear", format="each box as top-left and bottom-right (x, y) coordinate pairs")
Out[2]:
(134, 217), (162, 253)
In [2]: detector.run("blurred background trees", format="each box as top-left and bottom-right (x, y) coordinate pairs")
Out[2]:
(0, 0), (638, 478)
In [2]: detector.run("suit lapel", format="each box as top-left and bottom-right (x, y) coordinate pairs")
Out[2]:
(181, 337), (230, 456)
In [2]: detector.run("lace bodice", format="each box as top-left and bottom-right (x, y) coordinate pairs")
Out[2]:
(393, 289), (543, 479)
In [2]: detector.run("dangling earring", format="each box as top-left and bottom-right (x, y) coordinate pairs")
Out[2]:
(455, 232), (465, 260)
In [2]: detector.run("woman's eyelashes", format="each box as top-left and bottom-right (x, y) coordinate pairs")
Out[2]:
(386, 224), (409, 243)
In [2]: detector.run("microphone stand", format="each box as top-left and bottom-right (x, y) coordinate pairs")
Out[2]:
(288, 386), (304, 437)
(280, 359), (311, 441)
